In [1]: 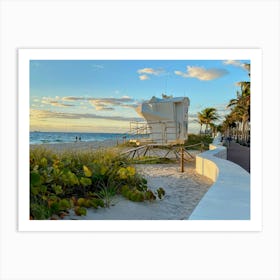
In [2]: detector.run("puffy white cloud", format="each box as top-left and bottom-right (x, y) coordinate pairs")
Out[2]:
(137, 68), (165, 81)
(174, 66), (228, 81)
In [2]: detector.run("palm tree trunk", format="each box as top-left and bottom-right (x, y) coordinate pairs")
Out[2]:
(205, 123), (208, 134)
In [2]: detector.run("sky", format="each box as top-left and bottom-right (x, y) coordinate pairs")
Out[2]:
(30, 59), (250, 133)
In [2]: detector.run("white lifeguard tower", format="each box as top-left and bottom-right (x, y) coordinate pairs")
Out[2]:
(135, 96), (190, 145)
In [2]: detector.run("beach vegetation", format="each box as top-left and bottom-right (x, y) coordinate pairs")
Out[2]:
(185, 134), (213, 150)
(30, 147), (164, 219)
(74, 206), (87, 216)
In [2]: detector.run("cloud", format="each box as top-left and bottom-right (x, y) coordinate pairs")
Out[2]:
(137, 68), (165, 81)
(121, 95), (131, 99)
(41, 99), (75, 107)
(223, 60), (242, 67)
(137, 68), (163, 75)
(88, 100), (114, 111)
(61, 96), (84, 101)
(121, 103), (139, 109)
(61, 96), (136, 111)
(139, 74), (149, 80)
(223, 60), (250, 71)
(62, 96), (133, 103)
(242, 63), (250, 71)
(174, 66), (228, 81)
(30, 109), (143, 122)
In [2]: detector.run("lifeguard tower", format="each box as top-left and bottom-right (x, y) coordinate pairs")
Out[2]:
(123, 96), (193, 164)
(134, 96), (190, 144)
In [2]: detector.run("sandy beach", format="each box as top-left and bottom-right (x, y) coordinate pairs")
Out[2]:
(62, 162), (213, 220)
(31, 141), (213, 220)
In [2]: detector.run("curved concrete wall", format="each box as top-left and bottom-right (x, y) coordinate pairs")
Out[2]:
(189, 137), (250, 220)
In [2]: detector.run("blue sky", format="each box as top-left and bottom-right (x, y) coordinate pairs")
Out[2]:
(30, 59), (250, 133)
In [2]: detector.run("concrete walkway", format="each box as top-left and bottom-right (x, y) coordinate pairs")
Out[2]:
(227, 141), (250, 173)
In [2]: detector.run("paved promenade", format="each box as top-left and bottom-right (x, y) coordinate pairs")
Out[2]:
(227, 141), (250, 173)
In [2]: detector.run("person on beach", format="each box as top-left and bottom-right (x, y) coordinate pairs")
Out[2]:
(75, 136), (78, 142)
(79, 136), (81, 141)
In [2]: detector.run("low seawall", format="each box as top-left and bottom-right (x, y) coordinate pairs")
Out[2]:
(189, 137), (250, 220)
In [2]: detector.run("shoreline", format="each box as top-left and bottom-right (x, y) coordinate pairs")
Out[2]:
(30, 139), (119, 153)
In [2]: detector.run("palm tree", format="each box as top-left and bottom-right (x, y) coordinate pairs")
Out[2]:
(197, 113), (205, 135)
(227, 81), (250, 143)
(209, 122), (217, 136)
(197, 107), (219, 134)
(221, 114), (236, 137)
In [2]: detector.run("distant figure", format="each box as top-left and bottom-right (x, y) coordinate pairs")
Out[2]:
(79, 136), (81, 141)
(226, 135), (232, 147)
(75, 136), (78, 142)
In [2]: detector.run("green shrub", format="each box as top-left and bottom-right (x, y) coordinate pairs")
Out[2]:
(59, 199), (71, 211)
(77, 198), (87, 207)
(145, 190), (156, 201)
(30, 203), (50, 220)
(74, 206), (87, 216)
(50, 202), (60, 215)
(184, 134), (213, 150)
(30, 147), (154, 219)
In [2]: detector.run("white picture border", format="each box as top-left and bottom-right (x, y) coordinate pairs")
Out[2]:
(18, 48), (262, 232)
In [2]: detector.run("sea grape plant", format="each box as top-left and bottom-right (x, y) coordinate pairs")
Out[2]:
(30, 147), (165, 220)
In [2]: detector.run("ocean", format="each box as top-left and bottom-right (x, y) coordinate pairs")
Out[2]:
(30, 131), (127, 145)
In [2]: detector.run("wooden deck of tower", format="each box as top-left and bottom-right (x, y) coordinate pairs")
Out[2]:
(121, 143), (195, 161)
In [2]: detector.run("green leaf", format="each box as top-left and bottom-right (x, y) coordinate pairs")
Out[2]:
(31, 186), (39, 196)
(75, 206), (87, 216)
(68, 171), (79, 185)
(30, 172), (41, 186)
(100, 166), (107, 175)
(80, 177), (92, 187)
(39, 185), (47, 194)
(40, 157), (48, 167)
(118, 167), (127, 179)
(83, 165), (92, 177)
(59, 199), (71, 211)
(52, 184), (63, 195)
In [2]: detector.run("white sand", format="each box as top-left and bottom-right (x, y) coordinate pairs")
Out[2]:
(63, 162), (213, 220)
(31, 141), (212, 220)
